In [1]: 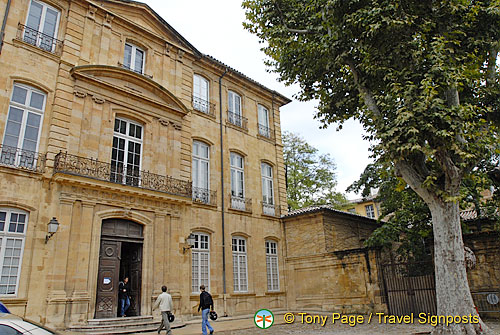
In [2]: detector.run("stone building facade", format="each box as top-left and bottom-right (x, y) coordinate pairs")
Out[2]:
(0, 0), (290, 329)
(281, 206), (387, 314)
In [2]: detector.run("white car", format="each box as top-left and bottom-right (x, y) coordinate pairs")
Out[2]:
(0, 313), (59, 335)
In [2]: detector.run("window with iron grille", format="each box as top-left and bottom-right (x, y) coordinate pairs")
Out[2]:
(24, 0), (60, 52)
(193, 75), (210, 113)
(110, 118), (143, 186)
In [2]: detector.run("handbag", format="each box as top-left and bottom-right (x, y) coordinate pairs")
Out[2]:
(167, 311), (175, 323)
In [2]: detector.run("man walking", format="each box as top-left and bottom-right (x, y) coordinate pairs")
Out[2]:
(118, 277), (130, 317)
(197, 285), (214, 335)
(153, 285), (173, 335)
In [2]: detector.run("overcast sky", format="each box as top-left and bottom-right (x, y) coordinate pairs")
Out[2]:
(145, 0), (372, 198)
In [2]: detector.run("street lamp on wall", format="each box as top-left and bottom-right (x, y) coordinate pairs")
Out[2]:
(45, 217), (59, 244)
(183, 233), (196, 253)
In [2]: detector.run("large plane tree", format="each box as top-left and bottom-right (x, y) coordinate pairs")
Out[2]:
(243, 1), (500, 334)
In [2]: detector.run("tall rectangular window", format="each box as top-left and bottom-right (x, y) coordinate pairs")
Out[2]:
(2, 84), (45, 170)
(266, 241), (279, 292)
(110, 118), (142, 186)
(230, 152), (245, 210)
(0, 208), (28, 296)
(192, 233), (210, 293)
(124, 43), (145, 74)
(24, 0), (60, 52)
(365, 204), (375, 218)
(258, 105), (271, 138)
(232, 237), (248, 292)
(193, 75), (210, 114)
(228, 91), (242, 127)
(261, 163), (275, 215)
(192, 141), (210, 203)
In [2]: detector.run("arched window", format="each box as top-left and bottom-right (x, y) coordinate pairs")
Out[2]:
(230, 152), (246, 211)
(123, 43), (145, 74)
(0, 208), (28, 296)
(228, 91), (242, 127)
(232, 236), (248, 292)
(193, 75), (210, 114)
(191, 232), (210, 293)
(192, 141), (210, 204)
(24, 0), (60, 53)
(2, 83), (46, 170)
(265, 240), (279, 291)
(261, 162), (274, 215)
(258, 105), (271, 138)
(110, 117), (143, 186)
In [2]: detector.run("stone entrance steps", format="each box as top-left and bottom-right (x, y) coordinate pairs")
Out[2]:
(68, 315), (186, 335)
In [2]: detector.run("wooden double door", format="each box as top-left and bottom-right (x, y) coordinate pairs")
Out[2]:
(95, 219), (143, 319)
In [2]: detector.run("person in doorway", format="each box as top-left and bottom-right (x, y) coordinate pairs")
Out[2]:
(118, 277), (130, 317)
(197, 285), (214, 335)
(153, 285), (173, 335)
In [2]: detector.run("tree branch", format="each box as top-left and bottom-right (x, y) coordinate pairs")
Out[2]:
(395, 160), (435, 204)
(486, 44), (499, 87)
(435, 148), (461, 193)
(274, 0), (315, 34)
(345, 58), (381, 118)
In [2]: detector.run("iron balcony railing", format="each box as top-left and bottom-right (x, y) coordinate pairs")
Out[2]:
(54, 152), (192, 198)
(16, 23), (63, 55)
(230, 194), (252, 213)
(192, 96), (215, 117)
(258, 124), (274, 140)
(0, 144), (46, 173)
(262, 202), (280, 217)
(118, 63), (153, 79)
(227, 111), (248, 130)
(192, 187), (217, 206)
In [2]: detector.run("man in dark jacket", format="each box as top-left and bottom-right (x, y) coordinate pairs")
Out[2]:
(118, 277), (130, 317)
(197, 285), (214, 335)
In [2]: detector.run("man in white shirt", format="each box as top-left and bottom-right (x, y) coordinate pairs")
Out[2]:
(153, 285), (174, 335)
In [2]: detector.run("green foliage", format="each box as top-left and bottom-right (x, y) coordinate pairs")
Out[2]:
(243, 0), (500, 202)
(283, 131), (347, 210)
(348, 162), (433, 262)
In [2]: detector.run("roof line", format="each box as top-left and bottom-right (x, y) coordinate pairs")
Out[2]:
(105, 0), (291, 104)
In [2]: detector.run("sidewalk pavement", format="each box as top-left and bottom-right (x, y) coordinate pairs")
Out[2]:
(142, 312), (286, 335)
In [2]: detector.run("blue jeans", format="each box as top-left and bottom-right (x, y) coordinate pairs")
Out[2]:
(119, 296), (130, 316)
(201, 308), (213, 335)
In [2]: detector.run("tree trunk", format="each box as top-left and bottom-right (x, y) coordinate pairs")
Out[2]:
(429, 200), (493, 335)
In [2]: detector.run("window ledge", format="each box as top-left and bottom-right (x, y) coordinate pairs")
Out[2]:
(192, 108), (216, 120)
(12, 38), (61, 62)
(225, 121), (248, 133)
(265, 291), (285, 296)
(257, 133), (275, 144)
(231, 292), (255, 297)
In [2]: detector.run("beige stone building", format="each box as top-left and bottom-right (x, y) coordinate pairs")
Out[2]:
(0, 0), (290, 329)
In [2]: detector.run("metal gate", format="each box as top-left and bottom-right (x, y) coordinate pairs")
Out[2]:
(381, 261), (437, 316)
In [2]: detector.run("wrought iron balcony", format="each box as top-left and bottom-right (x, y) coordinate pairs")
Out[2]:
(118, 62), (153, 79)
(262, 202), (280, 217)
(258, 124), (274, 140)
(192, 96), (215, 117)
(230, 194), (252, 213)
(54, 152), (192, 198)
(16, 23), (63, 55)
(0, 144), (46, 173)
(227, 111), (248, 130)
(192, 187), (217, 206)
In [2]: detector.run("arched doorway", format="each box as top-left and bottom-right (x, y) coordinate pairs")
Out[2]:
(95, 219), (143, 319)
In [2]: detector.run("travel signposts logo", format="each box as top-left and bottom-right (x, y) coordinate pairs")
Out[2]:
(254, 309), (274, 329)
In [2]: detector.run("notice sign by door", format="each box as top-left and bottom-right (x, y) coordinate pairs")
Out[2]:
(103, 277), (111, 285)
